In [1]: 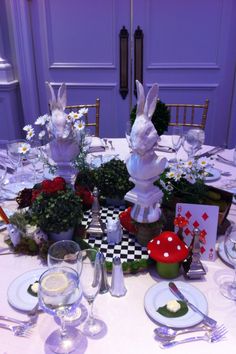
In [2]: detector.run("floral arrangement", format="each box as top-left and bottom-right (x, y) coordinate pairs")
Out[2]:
(17, 177), (83, 234)
(6, 177), (86, 259)
(157, 157), (210, 205)
(23, 108), (88, 144)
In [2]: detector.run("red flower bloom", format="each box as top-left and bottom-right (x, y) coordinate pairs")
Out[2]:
(119, 207), (137, 234)
(174, 214), (188, 228)
(75, 185), (94, 208)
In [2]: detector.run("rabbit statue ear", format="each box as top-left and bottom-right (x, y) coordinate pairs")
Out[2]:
(144, 83), (159, 120)
(46, 81), (56, 110)
(57, 83), (67, 110)
(136, 80), (145, 117)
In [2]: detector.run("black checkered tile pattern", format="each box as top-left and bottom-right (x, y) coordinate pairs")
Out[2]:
(81, 206), (149, 263)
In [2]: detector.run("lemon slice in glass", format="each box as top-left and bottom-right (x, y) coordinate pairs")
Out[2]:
(41, 272), (69, 293)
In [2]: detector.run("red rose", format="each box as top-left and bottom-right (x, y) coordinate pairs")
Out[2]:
(52, 177), (66, 191)
(32, 189), (42, 202)
(119, 207), (137, 234)
(76, 185), (94, 208)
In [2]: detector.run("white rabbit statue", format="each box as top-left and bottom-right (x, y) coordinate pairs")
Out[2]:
(125, 80), (167, 224)
(46, 82), (79, 183)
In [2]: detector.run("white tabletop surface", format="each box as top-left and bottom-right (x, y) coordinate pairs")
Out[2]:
(0, 137), (236, 354)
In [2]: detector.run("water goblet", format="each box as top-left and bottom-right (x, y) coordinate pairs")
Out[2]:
(47, 240), (82, 274)
(80, 249), (103, 337)
(38, 266), (83, 354)
(182, 128), (205, 159)
(171, 126), (183, 162)
(220, 224), (236, 300)
(47, 240), (84, 324)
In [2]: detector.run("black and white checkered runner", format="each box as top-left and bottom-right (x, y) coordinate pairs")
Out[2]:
(81, 206), (149, 263)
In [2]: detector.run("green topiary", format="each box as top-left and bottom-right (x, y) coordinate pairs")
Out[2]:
(130, 100), (170, 136)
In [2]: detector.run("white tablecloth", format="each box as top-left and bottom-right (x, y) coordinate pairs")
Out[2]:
(1, 138), (236, 354)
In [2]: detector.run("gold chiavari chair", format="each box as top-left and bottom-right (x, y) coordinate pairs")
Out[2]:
(65, 98), (100, 137)
(166, 99), (209, 129)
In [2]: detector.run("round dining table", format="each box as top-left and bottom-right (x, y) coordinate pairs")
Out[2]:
(0, 137), (236, 354)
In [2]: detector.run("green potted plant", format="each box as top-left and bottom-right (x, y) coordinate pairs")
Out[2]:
(130, 99), (170, 136)
(17, 177), (83, 241)
(74, 159), (132, 204)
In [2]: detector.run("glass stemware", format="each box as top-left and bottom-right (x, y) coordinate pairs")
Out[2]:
(0, 164), (7, 203)
(47, 240), (82, 274)
(80, 249), (103, 337)
(39, 266), (83, 354)
(47, 240), (84, 324)
(7, 139), (30, 183)
(182, 128), (205, 159)
(220, 224), (236, 300)
(171, 126), (183, 162)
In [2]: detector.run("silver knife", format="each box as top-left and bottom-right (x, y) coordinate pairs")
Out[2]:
(168, 282), (217, 328)
(197, 146), (223, 158)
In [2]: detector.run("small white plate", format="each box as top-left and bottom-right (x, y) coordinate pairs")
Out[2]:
(218, 237), (234, 268)
(144, 281), (208, 328)
(3, 180), (34, 195)
(204, 167), (221, 182)
(7, 268), (46, 311)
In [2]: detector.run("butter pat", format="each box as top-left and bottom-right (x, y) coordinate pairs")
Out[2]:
(31, 281), (39, 295)
(166, 299), (181, 313)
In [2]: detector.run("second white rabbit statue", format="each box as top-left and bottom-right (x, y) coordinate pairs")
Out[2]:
(125, 80), (167, 224)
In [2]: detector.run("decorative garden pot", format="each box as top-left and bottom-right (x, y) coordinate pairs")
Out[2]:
(49, 227), (74, 242)
(156, 262), (180, 279)
(134, 222), (162, 247)
(49, 137), (79, 184)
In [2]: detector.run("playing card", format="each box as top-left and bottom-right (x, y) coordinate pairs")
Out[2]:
(175, 203), (219, 261)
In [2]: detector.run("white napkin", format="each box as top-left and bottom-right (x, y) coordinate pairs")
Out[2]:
(88, 137), (105, 153)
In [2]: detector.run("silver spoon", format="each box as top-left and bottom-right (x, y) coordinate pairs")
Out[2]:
(154, 325), (209, 341)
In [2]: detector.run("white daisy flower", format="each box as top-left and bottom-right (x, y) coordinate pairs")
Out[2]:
(23, 124), (33, 132)
(74, 119), (85, 131)
(166, 170), (176, 179)
(197, 156), (210, 168)
(26, 128), (35, 140)
(35, 114), (49, 126)
(18, 143), (30, 154)
(184, 159), (194, 169)
(79, 107), (88, 115)
(38, 130), (46, 139)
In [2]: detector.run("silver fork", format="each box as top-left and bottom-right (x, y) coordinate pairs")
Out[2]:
(0, 302), (41, 327)
(0, 322), (31, 337)
(160, 325), (227, 348)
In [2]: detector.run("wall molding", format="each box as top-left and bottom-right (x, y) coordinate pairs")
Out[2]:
(50, 63), (116, 69)
(147, 64), (220, 70)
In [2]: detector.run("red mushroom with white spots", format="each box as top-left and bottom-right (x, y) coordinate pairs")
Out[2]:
(147, 231), (189, 278)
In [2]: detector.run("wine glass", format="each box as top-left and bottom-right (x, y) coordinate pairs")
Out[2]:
(7, 139), (30, 183)
(0, 164), (7, 203)
(47, 240), (82, 275)
(220, 224), (236, 300)
(38, 266), (83, 354)
(47, 240), (84, 324)
(182, 128), (205, 159)
(80, 249), (103, 337)
(125, 121), (132, 149)
(171, 126), (183, 162)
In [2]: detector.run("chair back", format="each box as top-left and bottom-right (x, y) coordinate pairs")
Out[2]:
(65, 98), (100, 137)
(166, 99), (209, 129)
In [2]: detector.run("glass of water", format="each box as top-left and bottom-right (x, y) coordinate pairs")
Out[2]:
(39, 266), (83, 353)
